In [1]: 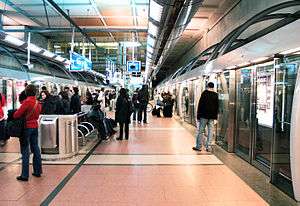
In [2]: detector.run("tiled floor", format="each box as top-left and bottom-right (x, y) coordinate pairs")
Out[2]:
(0, 113), (294, 205)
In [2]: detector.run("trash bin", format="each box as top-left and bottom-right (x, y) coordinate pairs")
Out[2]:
(40, 116), (58, 154)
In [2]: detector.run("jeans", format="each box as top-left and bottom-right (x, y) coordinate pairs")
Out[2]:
(19, 128), (42, 178)
(195, 118), (214, 149)
(119, 122), (129, 139)
(138, 104), (147, 123)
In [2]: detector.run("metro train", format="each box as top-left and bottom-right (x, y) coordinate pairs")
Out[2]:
(156, 4), (300, 201)
(0, 47), (106, 111)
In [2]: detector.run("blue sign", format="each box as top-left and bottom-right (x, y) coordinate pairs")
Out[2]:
(127, 61), (141, 72)
(70, 52), (92, 72)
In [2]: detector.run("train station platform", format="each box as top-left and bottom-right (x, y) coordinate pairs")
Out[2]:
(0, 115), (297, 206)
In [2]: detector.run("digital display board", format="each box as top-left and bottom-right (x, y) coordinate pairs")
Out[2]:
(127, 61), (141, 72)
(70, 52), (92, 72)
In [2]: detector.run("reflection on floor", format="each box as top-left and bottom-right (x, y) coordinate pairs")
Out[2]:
(0, 113), (294, 205)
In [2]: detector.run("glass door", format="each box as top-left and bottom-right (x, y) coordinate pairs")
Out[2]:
(271, 59), (299, 198)
(235, 68), (253, 161)
(253, 64), (275, 173)
(216, 72), (230, 151)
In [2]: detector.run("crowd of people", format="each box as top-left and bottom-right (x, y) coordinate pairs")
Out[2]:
(0, 81), (220, 182)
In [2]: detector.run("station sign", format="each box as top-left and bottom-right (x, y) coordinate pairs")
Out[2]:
(70, 52), (92, 72)
(127, 61), (141, 72)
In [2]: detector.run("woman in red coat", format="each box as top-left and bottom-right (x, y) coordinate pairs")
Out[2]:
(0, 93), (6, 146)
(13, 84), (42, 181)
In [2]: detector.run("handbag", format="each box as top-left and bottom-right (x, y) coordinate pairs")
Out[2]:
(6, 101), (38, 138)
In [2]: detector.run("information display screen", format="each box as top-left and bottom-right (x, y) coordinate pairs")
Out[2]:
(127, 61), (141, 72)
(70, 52), (92, 72)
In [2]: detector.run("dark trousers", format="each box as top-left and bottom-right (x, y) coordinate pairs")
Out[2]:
(119, 122), (129, 139)
(138, 104), (147, 123)
(20, 128), (42, 178)
(0, 120), (7, 141)
(132, 107), (138, 120)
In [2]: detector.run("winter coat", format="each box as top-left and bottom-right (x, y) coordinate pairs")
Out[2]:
(115, 96), (132, 124)
(197, 90), (219, 120)
(13, 96), (41, 128)
(70, 94), (81, 114)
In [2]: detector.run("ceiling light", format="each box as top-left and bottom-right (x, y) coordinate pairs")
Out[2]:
(226, 66), (236, 70)
(148, 22), (158, 36)
(280, 47), (300, 55)
(150, 0), (163, 22)
(147, 46), (154, 54)
(237, 62), (251, 68)
(147, 36), (155, 47)
(4, 35), (25, 46)
(28, 44), (42, 53)
(42, 50), (55, 58)
(122, 41), (141, 47)
(251, 57), (269, 63)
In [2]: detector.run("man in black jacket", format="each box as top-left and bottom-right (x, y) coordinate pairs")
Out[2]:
(193, 82), (219, 152)
(70, 87), (81, 114)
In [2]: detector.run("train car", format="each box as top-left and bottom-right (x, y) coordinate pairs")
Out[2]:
(156, 8), (300, 200)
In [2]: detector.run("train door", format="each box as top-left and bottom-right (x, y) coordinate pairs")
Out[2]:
(216, 71), (236, 152)
(182, 82), (190, 122)
(235, 63), (275, 173)
(192, 77), (206, 126)
(271, 58), (299, 197)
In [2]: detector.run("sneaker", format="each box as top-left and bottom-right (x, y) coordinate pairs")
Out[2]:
(192, 147), (201, 151)
(16, 176), (28, 181)
(32, 173), (41, 177)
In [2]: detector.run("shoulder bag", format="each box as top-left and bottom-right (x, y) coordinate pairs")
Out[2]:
(6, 101), (38, 138)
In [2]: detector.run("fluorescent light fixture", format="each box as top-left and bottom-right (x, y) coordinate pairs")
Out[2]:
(42, 50), (55, 58)
(237, 62), (251, 67)
(147, 47), (154, 54)
(148, 22), (158, 37)
(147, 36), (155, 47)
(251, 57), (269, 63)
(280, 47), (300, 55)
(54, 45), (61, 48)
(122, 41), (141, 47)
(150, 0), (163, 22)
(55, 56), (65, 62)
(28, 44), (42, 53)
(4, 35), (25, 46)
(226, 65), (236, 70)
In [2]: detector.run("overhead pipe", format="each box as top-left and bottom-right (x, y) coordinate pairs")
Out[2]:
(155, 0), (203, 73)
(146, 0), (203, 80)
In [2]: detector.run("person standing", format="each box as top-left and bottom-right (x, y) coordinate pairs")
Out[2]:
(39, 90), (56, 115)
(13, 84), (42, 181)
(137, 85), (149, 124)
(0, 92), (7, 146)
(97, 88), (105, 110)
(70, 87), (81, 114)
(193, 82), (219, 152)
(60, 91), (71, 115)
(131, 88), (139, 121)
(115, 88), (132, 140)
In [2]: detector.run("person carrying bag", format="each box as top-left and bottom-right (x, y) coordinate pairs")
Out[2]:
(12, 84), (42, 182)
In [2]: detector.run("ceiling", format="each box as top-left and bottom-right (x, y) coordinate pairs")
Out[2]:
(0, 0), (149, 68)
(155, 0), (225, 74)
